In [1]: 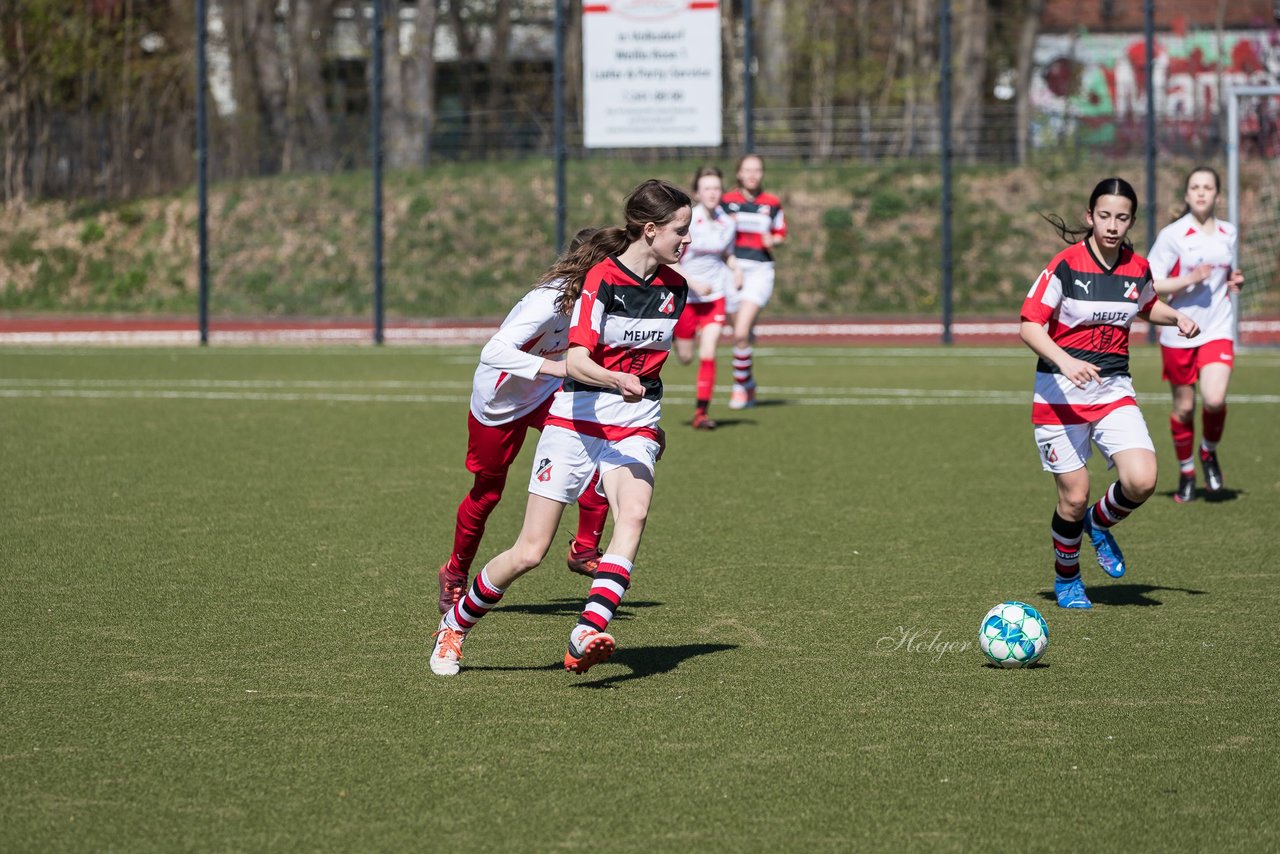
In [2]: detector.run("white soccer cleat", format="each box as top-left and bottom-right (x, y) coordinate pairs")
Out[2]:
(429, 622), (466, 676)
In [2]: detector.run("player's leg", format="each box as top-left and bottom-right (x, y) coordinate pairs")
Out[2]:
(438, 413), (529, 613)
(565, 436), (658, 673)
(1037, 422), (1092, 609)
(1085, 406), (1159, 579)
(729, 299), (762, 410)
(567, 470), (609, 577)
(1162, 344), (1199, 503)
(432, 425), (592, 676)
(431, 493), (567, 676)
(673, 302), (696, 365)
(1197, 351), (1233, 493)
(693, 311), (723, 429)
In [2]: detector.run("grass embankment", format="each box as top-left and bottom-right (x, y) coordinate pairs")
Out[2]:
(1, 156), (1273, 318)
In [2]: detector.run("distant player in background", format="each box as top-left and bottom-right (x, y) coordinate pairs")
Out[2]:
(1020, 177), (1199, 609)
(436, 228), (612, 615)
(673, 165), (739, 430)
(1146, 166), (1246, 503)
(722, 153), (786, 410)
(430, 180), (691, 677)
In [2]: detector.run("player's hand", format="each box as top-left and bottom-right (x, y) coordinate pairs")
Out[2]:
(615, 372), (645, 402)
(1188, 263), (1213, 286)
(655, 426), (666, 461)
(732, 268), (743, 289)
(1057, 356), (1101, 389)
(1176, 314), (1200, 339)
(1227, 268), (1244, 296)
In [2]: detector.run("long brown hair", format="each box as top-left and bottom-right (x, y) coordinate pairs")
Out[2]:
(1041, 177), (1139, 246)
(544, 179), (692, 314)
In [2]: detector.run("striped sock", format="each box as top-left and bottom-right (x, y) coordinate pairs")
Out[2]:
(444, 565), (505, 632)
(574, 554), (632, 636)
(1090, 482), (1144, 530)
(732, 346), (753, 389)
(1051, 511), (1084, 581)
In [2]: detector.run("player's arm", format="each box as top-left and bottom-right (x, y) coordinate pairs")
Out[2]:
(1147, 229), (1209, 297)
(565, 345), (644, 402)
(1019, 320), (1099, 389)
(1153, 264), (1211, 297)
(670, 263), (714, 298)
(1139, 300), (1199, 338)
(480, 291), (568, 379)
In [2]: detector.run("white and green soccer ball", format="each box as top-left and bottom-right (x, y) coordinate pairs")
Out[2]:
(979, 601), (1049, 668)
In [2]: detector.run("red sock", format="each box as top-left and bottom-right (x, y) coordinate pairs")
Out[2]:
(1202, 405), (1226, 446)
(573, 471), (609, 554)
(696, 357), (716, 404)
(1170, 413), (1194, 470)
(450, 473), (506, 573)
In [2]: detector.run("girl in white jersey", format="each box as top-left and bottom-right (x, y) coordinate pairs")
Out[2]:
(436, 228), (613, 614)
(673, 165), (739, 430)
(431, 180), (692, 677)
(1147, 166), (1246, 503)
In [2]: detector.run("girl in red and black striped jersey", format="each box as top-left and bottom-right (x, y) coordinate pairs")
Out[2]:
(1020, 178), (1199, 610)
(722, 153), (786, 409)
(430, 180), (692, 677)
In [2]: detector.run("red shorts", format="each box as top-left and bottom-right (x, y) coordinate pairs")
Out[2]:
(674, 297), (726, 340)
(465, 394), (555, 476)
(1161, 339), (1235, 386)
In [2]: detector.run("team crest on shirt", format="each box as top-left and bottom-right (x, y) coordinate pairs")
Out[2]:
(535, 458), (553, 482)
(1041, 443), (1058, 464)
(658, 293), (676, 315)
(1123, 281), (1139, 300)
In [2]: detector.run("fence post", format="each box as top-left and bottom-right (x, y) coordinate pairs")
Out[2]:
(371, 0), (385, 345)
(196, 0), (209, 346)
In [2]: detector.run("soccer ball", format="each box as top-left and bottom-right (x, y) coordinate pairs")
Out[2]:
(979, 601), (1049, 668)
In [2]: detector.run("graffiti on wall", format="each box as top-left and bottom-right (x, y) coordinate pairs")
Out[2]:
(1031, 28), (1280, 154)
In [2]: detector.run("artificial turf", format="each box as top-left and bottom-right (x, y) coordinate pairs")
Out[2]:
(1, 343), (1276, 851)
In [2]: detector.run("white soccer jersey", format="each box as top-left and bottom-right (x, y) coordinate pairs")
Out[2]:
(680, 204), (735, 304)
(469, 284), (569, 426)
(1147, 213), (1238, 348)
(545, 256), (686, 441)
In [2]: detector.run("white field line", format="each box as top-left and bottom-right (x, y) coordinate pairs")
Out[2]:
(2, 380), (1277, 407)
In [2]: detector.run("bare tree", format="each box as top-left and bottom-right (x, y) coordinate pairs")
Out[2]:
(405, 0), (440, 167)
(285, 0), (336, 172)
(1014, 0), (1044, 164)
(952, 0), (989, 162)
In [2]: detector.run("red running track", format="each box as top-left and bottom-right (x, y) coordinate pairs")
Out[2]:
(1, 315), (1278, 347)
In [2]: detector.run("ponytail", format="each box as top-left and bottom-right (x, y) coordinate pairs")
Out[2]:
(543, 227), (630, 315)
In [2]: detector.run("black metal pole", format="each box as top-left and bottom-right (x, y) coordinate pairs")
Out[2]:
(939, 0), (953, 345)
(743, 0), (754, 153)
(1145, 0), (1157, 341)
(554, 0), (566, 251)
(196, 0), (209, 346)
(372, 0), (385, 344)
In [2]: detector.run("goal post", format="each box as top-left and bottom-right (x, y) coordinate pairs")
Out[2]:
(1225, 84), (1280, 346)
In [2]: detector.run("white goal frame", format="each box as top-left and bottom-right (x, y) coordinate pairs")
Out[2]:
(1225, 83), (1280, 342)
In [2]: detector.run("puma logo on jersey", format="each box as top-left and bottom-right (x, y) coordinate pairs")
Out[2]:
(658, 293), (676, 315)
(612, 293), (627, 310)
(1074, 279), (1092, 295)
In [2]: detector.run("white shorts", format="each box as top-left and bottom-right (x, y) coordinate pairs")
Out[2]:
(726, 259), (775, 313)
(526, 424), (660, 504)
(1032, 405), (1155, 474)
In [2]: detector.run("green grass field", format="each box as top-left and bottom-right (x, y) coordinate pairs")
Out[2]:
(2, 343), (1277, 851)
